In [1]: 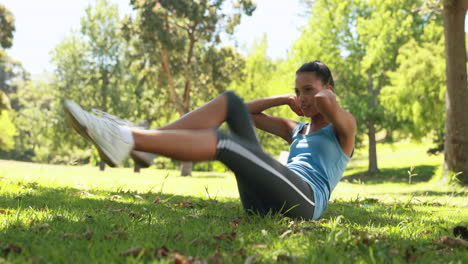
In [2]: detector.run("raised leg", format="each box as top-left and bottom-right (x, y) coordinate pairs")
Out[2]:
(157, 93), (228, 131)
(131, 91), (261, 159)
(132, 129), (218, 161)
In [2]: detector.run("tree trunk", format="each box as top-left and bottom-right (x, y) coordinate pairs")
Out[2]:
(367, 71), (380, 173)
(134, 163), (141, 173)
(443, 0), (468, 184)
(367, 119), (379, 173)
(99, 160), (105, 171)
(181, 161), (193, 176)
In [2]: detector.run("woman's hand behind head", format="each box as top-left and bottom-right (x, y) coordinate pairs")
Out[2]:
(287, 94), (304, 117)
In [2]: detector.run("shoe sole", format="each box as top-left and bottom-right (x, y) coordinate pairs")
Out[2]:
(63, 101), (118, 167)
(130, 151), (155, 168)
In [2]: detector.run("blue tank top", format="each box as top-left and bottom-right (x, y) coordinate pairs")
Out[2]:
(286, 122), (351, 219)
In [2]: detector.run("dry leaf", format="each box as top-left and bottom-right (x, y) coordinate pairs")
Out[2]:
(62, 233), (79, 240)
(279, 230), (292, 239)
(2, 244), (22, 254)
(187, 215), (199, 219)
(421, 230), (432, 235)
(82, 231), (94, 240)
(229, 216), (242, 227)
(111, 195), (122, 199)
(244, 253), (261, 264)
(80, 191), (93, 197)
(38, 223), (50, 231)
(438, 236), (468, 248)
(175, 201), (194, 208)
(251, 244), (267, 249)
(228, 231), (237, 241)
(214, 233), (226, 240)
(173, 253), (187, 264)
(277, 254), (296, 262)
(154, 197), (162, 203)
(120, 247), (145, 257)
(174, 232), (184, 240)
(155, 246), (170, 258)
(134, 195), (144, 200)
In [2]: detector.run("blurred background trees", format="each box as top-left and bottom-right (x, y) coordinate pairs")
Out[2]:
(0, 0), (466, 183)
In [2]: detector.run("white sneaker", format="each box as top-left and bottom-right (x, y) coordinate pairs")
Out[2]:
(91, 109), (156, 168)
(64, 100), (133, 167)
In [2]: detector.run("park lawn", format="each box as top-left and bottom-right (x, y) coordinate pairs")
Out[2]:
(0, 142), (467, 263)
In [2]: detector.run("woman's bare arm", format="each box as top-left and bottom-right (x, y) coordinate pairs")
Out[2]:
(314, 90), (356, 156)
(246, 94), (301, 144)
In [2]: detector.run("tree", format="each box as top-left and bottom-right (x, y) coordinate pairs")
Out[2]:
(0, 4), (21, 153)
(0, 4), (15, 49)
(442, 0), (468, 184)
(127, 0), (256, 176)
(51, 0), (129, 170)
(381, 21), (446, 145)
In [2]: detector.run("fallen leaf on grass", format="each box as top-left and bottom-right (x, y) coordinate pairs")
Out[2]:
(28, 219), (39, 226)
(37, 223), (50, 231)
(277, 254), (296, 262)
(82, 231), (94, 240)
(0, 209), (11, 215)
(208, 252), (225, 264)
(437, 236), (468, 248)
(2, 244), (22, 254)
(120, 247), (146, 257)
(187, 215), (199, 219)
(110, 208), (126, 214)
(231, 248), (246, 257)
(251, 244), (267, 249)
(80, 191), (93, 197)
(388, 249), (399, 257)
(174, 232), (184, 240)
(111, 195), (122, 199)
(190, 238), (206, 245)
(214, 232), (236, 241)
(420, 230), (432, 235)
(153, 197), (162, 203)
(229, 216), (242, 227)
(155, 246), (171, 258)
(279, 230), (293, 239)
(134, 195), (144, 200)
(62, 233), (79, 240)
(244, 253), (261, 264)
(175, 201), (194, 208)
(112, 230), (128, 239)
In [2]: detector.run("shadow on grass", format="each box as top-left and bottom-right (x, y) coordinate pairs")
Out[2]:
(343, 165), (437, 184)
(0, 184), (464, 263)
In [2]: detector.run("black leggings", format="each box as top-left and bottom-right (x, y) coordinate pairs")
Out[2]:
(215, 91), (315, 220)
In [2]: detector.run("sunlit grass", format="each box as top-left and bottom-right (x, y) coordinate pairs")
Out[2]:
(0, 143), (466, 263)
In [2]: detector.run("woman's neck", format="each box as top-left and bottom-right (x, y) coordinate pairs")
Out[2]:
(309, 114), (330, 132)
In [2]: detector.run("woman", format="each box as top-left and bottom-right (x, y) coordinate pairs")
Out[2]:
(64, 60), (356, 220)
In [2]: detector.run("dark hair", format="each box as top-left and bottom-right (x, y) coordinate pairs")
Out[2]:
(296, 60), (335, 87)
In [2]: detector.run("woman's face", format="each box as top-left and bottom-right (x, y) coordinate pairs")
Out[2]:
(295, 72), (330, 117)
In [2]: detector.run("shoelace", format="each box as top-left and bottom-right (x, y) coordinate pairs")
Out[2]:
(91, 108), (136, 127)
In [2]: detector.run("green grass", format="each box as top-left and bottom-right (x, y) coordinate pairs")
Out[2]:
(0, 142), (467, 263)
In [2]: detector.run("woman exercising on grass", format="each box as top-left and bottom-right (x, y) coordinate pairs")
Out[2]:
(64, 60), (356, 220)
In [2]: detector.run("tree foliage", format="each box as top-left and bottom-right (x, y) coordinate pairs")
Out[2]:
(382, 21), (446, 142)
(0, 4), (15, 49)
(125, 0), (255, 175)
